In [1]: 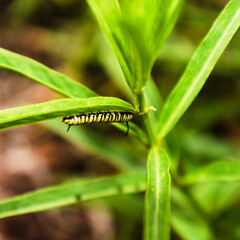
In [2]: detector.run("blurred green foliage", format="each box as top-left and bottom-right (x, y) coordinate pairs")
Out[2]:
(0, 0), (239, 239)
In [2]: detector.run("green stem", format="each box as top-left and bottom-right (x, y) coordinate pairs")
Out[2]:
(137, 93), (158, 147)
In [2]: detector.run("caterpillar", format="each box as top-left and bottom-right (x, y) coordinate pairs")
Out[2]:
(63, 111), (134, 135)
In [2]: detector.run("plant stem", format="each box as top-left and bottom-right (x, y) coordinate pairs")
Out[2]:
(137, 93), (158, 147)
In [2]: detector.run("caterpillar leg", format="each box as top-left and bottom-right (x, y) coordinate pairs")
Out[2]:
(67, 124), (72, 132)
(125, 121), (129, 136)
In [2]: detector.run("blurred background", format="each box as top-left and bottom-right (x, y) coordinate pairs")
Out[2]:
(0, 0), (239, 239)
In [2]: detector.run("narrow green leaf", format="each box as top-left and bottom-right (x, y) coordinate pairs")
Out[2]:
(181, 132), (239, 159)
(189, 182), (240, 216)
(158, 0), (240, 139)
(184, 160), (240, 184)
(171, 188), (213, 239)
(172, 211), (212, 240)
(0, 172), (146, 219)
(86, 0), (134, 93)
(120, 0), (183, 92)
(0, 47), (96, 98)
(150, 0), (184, 64)
(144, 147), (171, 240)
(105, 195), (144, 220)
(171, 187), (214, 239)
(0, 97), (136, 130)
(171, 187), (205, 223)
(97, 38), (133, 98)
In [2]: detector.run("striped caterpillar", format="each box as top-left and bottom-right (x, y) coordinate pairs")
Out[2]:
(63, 111), (134, 134)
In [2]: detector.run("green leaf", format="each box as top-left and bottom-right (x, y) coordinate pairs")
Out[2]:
(172, 211), (212, 240)
(0, 172), (146, 219)
(171, 187), (204, 223)
(0, 47), (96, 98)
(144, 0), (184, 62)
(144, 147), (171, 240)
(158, 0), (240, 139)
(45, 120), (145, 171)
(171, 188), (213, 240)
(181, 132), (239, 159)
(120, 0), (183, 92)
(189, 182), (240, 216)
(0, 97), (136, 130)
(87, 0), (183, 94)
(184, 160), (240, 184)
(86, 0), (134, 93)
(97, 38), (133, 98)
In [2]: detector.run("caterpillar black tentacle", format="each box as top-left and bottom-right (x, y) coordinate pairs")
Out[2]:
(63, 111), (134, 135)
(125, 121), (129, 136)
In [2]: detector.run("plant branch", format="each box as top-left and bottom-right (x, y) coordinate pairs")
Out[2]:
(137, 93), (158, 147)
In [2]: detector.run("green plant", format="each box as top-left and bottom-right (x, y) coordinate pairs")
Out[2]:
(0, 0), (240, 239)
